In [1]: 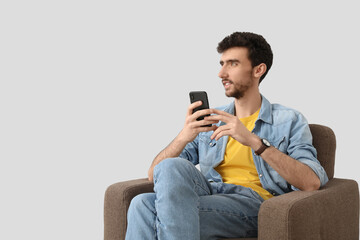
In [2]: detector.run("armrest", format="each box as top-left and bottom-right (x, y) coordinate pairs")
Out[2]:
(104, 178), (154, 240)
(258, 178), (359, 240)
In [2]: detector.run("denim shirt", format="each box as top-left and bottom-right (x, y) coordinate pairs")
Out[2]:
(179, 95), (329, 196)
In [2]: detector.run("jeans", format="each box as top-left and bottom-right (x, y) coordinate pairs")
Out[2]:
(125, 158), (264, 240)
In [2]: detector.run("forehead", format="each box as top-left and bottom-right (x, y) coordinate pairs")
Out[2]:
(220, 47), (250, 62)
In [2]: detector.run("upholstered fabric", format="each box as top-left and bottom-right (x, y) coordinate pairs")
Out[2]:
(309, 124), (336, 179)
(104, 124), (359, 240)
(104, 178), (154, 240)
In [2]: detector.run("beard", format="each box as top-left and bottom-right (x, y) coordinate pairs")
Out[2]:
(224, 79), (253, 99)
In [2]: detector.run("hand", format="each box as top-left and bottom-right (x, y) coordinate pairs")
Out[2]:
(178, 101), (218, 143)
(205, 109), (260, 148)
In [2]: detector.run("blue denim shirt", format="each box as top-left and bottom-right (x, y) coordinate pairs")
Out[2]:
(179, 95), (329, 196)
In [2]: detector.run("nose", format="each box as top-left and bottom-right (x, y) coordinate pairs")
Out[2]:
(218, 65), (228, 79)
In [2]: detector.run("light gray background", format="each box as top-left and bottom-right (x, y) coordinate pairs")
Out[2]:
(1, 1), (359, 239)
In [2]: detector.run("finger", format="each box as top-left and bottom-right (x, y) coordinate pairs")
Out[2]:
(209, 108), (234, 117)
(211, 125), (230, 140)
(204, 109), (234, 123)
(213, 130), (231, 141)
(189, 108), (213, 121)
(204, 114), (229, 123)
(187, 101), (203, 116)
(210, 125), (230, 140)
(197, 125), (218, 133)
(192, 119), (219, 128)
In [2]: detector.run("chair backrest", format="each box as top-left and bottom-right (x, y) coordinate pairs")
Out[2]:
(309, 124), (336, 180)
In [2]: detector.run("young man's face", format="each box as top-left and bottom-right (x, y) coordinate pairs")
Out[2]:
(218, 47), (256, 99)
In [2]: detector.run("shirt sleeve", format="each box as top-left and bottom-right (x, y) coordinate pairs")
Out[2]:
(287, 112), (329, 191)
(179, 135), (200, 165)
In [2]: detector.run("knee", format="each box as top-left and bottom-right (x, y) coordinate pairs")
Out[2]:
(128, 193), (154, 216)
(154, 157), (192, 180)
(129, 194), (145, 210)
(156, 157), (192, 170)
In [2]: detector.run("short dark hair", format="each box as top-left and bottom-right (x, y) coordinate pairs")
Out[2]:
(217, 32), (273, 83)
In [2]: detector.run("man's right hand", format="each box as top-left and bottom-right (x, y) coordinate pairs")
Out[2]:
(148, 101), (218, 182)
(178, 101), (218, 144)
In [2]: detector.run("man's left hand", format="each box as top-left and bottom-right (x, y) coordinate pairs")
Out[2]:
(205, 109), (260, 148)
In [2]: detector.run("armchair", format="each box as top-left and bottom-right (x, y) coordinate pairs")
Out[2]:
(104, 124), (359, 240)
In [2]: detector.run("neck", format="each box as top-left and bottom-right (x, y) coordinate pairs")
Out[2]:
(234, 91), (262, 118)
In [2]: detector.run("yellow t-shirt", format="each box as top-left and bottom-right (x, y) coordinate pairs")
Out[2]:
(214, 108), (273, 200)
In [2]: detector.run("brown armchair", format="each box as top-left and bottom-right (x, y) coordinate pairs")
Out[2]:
(104, 124), (359, 240)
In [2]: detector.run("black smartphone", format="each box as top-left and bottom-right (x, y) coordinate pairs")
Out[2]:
(189, 91), (211, 127)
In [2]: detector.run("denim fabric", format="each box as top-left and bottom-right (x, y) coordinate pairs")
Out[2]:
(179, 95), (329, 196)
(125, 95), (329, 239)
(126, 158), (263, 240)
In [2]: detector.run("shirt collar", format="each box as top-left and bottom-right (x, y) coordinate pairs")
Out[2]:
(223, 94), (273, 125)
(258, 94), (273, 125)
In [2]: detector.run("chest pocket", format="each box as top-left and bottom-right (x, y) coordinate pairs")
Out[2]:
(198, 132), (224, 166)
(199, 131), (217, 147)
(270, 136), (287, 154)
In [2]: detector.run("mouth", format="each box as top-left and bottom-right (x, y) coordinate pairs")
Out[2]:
(222, 80), (233, 89)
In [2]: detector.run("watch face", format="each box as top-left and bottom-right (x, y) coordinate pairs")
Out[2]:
(262, 139), (271, 147)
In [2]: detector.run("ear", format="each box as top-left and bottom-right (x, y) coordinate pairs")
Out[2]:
(253, 63), (267, 79)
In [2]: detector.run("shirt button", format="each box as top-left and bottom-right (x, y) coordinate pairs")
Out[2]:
(209, 142), (216, 147)
(272, 192), (276, 196)
(259, 174), (263, 177)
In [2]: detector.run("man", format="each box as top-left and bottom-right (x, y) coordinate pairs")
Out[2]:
(125, 32), (329, 239)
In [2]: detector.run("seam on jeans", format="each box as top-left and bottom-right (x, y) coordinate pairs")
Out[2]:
(199, 207), (258, 220)
(154, 194), (160, 240)
(199, 208), (259, 227)
(193, 180), (211, 195)
(154, 216), (159, 240)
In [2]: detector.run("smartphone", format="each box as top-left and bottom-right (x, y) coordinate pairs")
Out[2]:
(189, 91), (211, 127)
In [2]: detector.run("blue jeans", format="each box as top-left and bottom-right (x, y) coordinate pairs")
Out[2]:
(125, 158), (264, 240)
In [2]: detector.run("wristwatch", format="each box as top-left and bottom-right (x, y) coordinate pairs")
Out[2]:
(255, 138), (271, 156)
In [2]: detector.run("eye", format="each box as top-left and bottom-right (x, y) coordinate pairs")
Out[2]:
(231, 61), (238, 66)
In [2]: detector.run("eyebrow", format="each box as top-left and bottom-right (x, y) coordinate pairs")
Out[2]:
(219, 59), (240, 66)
